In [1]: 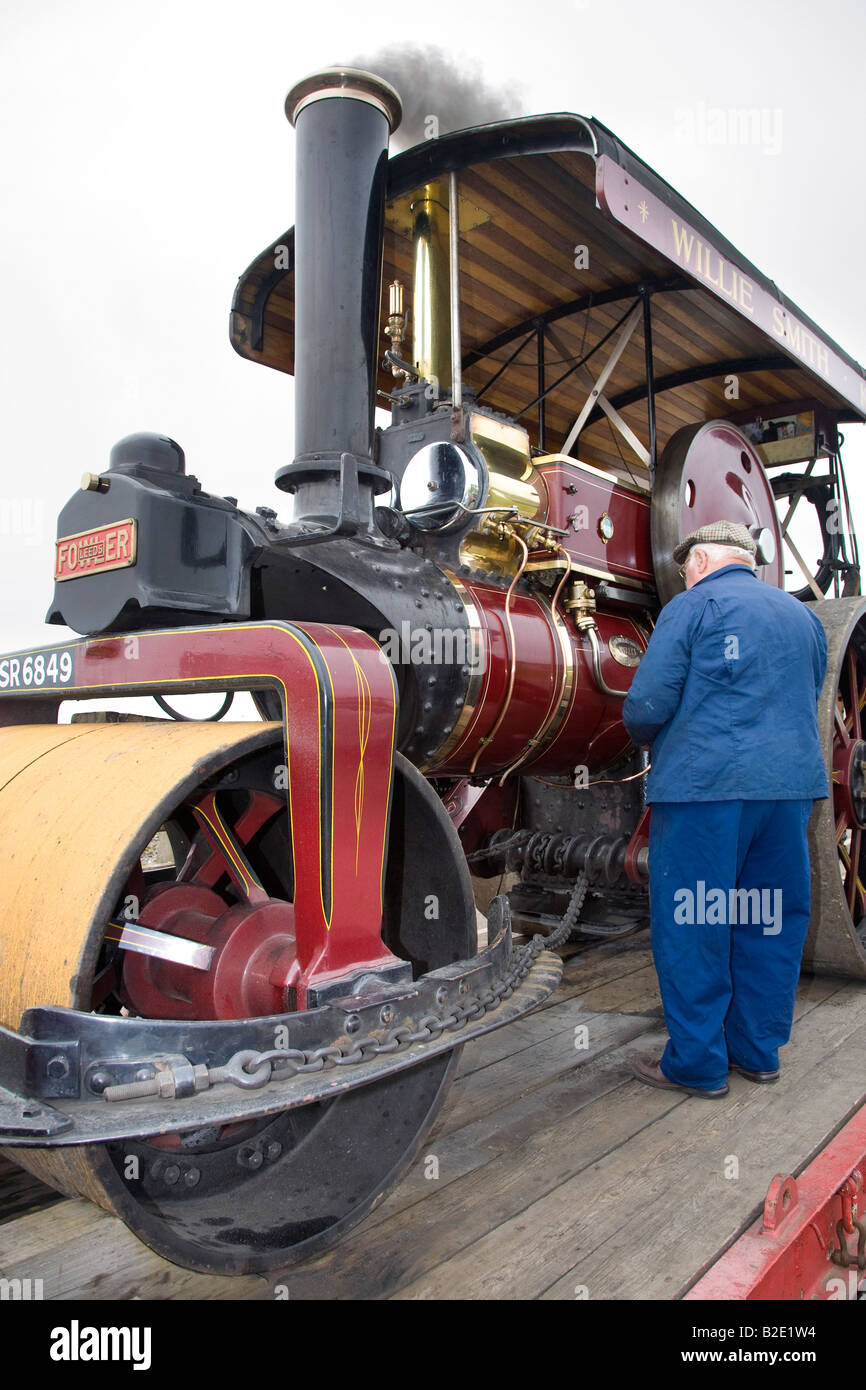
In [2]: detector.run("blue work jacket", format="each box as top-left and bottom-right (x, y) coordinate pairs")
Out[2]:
(622, 565), (829, 802)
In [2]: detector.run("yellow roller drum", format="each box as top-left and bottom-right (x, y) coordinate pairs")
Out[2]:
(0, 720), (282, 1027)
(0, 718), (283, 1222)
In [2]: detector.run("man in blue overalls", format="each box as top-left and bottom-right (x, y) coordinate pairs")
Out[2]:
(623, 520), (828, 1098)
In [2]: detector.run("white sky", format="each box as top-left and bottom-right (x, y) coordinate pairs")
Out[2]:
(1, 0), (864, 717)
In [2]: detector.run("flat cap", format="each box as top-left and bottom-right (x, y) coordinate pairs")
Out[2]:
(673, 520), (757, 566)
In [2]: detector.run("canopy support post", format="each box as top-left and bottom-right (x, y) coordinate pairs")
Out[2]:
(536, 322), (546, 452)
(642, 286), (657, 487)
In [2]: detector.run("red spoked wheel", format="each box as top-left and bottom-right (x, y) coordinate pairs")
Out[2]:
(105, 786), (300, 1021)
(805, 598), (866, 978)
(831, 661), (866, 919)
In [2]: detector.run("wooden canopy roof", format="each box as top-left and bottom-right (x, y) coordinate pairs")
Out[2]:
(230, 113), (866, 479)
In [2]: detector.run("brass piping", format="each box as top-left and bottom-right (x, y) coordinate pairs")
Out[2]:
(411, 184), (451, 388)
(383, 279), (409, 378)
(528, 762), (650, 791)
(468, 531), (529, 776)
(449, 171), (462, 409)
(497, 546), (574, 783)
(586, 623), (630, 699)
(585, 763), (651, 787)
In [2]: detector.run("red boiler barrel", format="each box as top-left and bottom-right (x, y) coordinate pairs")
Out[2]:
(425, 574), (648, 780)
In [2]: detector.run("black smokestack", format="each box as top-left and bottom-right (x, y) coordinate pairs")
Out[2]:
(353, 45), (522, 150)
(275, 68), (402, 527)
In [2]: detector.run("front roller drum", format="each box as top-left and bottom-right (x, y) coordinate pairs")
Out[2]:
(0, 720), (476, 1273)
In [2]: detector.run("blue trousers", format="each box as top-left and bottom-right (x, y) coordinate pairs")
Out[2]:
(648, 799), (814, 1090)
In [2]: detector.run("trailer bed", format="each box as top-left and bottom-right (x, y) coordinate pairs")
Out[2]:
(1, 931), (864, 1301)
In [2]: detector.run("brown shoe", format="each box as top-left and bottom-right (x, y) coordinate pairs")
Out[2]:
(632, 1054), (729, 1099)
(729, 1062), (780, 1084)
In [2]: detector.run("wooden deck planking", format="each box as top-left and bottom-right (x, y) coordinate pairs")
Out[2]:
(0, 1202), (264, 1301)
(0, 1154), (64, 1226)
(542, 1019), (866, 1300)
(0, 928), (863, 1301)
(392, 986), (866, 1300)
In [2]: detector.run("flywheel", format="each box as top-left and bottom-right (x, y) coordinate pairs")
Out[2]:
(0, 719), (476, 1273)
(651, 420), (784, 604)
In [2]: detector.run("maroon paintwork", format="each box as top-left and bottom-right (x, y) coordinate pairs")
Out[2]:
(537, 460), (654, 585)
(660, 422), (784, 589)
(0, 621), (400, 1006)
(538, 610), (649, 774)
(429, 583), (648, 779)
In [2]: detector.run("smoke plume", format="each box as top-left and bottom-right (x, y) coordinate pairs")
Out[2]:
(351, 45), (523, 150)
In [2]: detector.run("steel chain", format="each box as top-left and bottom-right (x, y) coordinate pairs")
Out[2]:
(105, 875), (588, 1101)
(210, 872), (589, 1089)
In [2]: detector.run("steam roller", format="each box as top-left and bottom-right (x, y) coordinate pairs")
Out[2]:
(2, 62), (866, 1275)
(0, 702), (518, 1273)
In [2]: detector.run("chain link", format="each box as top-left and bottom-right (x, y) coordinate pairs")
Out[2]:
(103, 875), (587, 1102)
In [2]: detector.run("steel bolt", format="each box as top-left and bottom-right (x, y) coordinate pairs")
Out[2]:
(163, 1164), (181, 1186)
(134, 1068), (152, 1083)
(89, 1071), (112, 1094)
(379, 1004), (395, 1025)
(238, 1144), (264, 1171)
(183, 1167), (201, 1189)
(46, 1055), (70, 1080)
(459, 981), (469, 995)
(435, 987), (448, 1006)
(265, 1141), (282, 1163)
(346, 1013), (361, 1034)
